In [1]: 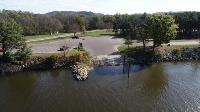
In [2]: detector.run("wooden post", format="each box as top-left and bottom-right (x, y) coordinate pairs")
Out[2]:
(123, 55), (126, 73)
(128, 63), (130, 78)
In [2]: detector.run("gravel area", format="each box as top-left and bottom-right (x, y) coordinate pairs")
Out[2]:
(29, 36), (124, 56)
(29, 36), (200, 56)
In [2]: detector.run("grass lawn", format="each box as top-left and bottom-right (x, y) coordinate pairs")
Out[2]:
(31, 49), (88, 58)
(118, 44), (200, 53)
(25, 30), (115, 43)
(25, 33), (74, 43)
(82, 30), (115, 37)
(118, 45), (130, 53)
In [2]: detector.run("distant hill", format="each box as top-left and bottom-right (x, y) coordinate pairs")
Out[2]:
(46, 11), (104, 17)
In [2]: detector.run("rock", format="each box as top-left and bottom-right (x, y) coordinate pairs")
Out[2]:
(70, 64), (89, 81)
(0, 63), (22, 74)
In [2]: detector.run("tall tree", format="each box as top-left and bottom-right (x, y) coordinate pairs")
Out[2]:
(103, 16), (114, 29)
(0, 18), (22, 55)
(76, 16), (86, 33)
(128, 13), (148, 50)
(69, 22), (80, 37)
(145, 14), (178, 51)
(0, 17), (30, 61)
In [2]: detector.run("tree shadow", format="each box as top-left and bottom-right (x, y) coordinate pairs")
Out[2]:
(111, 35), (125, 39)
(100, 34), (116, 36)
(109, 52), (121, 55)
(141, 65), (168, 96)
(90, 64), (149, 76)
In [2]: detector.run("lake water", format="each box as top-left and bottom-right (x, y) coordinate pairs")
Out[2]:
(1, 62), (200, 112)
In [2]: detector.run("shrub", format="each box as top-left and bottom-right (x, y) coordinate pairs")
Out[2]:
(44, 56), (58, 68)
(172, 49), (181, 57)
(15, 45), (32, 62)
(68, 52), (90, 64)
(32, 57), (45, 65)
(2, 52), (16, 62)
(154, 47), (168, 57)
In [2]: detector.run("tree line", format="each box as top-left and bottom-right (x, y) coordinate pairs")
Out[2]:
(113, 12), (200, 39)
(0, 10), (114, 36)
(1, 10), (200, 39)
(113, 13), (178, 51)
(171, 12), (200, 39)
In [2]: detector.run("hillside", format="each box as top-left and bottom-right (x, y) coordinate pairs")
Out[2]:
(46, 11), (104, 17)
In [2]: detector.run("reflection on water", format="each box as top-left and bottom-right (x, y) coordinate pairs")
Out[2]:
(142, 64), (168, 96)
(1, 62), (200, 112)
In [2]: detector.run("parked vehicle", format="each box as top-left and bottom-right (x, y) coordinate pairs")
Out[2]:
(58, 46), (69, 51)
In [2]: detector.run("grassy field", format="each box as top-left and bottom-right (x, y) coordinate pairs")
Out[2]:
(25, 33), (67, 40)
(25, 30), (115, 43)
(118, 45), (130, 53)
(118, 44), (200, 53)
(25, 33), (74, 43)
(83, 30), (115, 37)
(31, 49), (88, 58)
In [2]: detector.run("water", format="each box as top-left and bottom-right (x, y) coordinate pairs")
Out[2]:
(1, 62), (200, 112)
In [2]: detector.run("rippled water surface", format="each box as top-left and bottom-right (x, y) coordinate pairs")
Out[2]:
(1, 62), (200, 112)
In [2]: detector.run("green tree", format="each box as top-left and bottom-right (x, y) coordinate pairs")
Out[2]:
(69, 22), (80, 37)
(145, 14), (178, 51)
(129, 13), (148, 50)
(0, 18), (31, 61)
(76, 16), (86, 33)
(103, 16), (114, 30)
(113, 14), (121, 34)
(15, 44), (32, 61)
(124, 36), (133, 49)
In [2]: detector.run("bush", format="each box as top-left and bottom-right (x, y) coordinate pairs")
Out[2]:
(2, 44), (32, 63)
(154, 47), (168, 57)
(31, 57), (45, 65)
(15, 45), (32, 62)
(68, 52), (90, 64)
(2, 52), (16, 62)
(172, 49), (181, 57)
(44, 56), (58, 68)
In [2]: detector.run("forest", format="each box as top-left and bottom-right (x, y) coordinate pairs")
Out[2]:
(1, 10), (200, 39)
(113, 12), (200, 39)
(0, 10), (114, 36)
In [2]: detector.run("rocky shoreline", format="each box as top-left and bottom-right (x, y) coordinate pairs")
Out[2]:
(0, 62), (91, 81)
(119, 47), (200, 64)
(0, 55), (92, 81)
(1, 47), (200, 78)
(70, 64), (90, 81)
(152, 47), (200, 63)
(0, 63), (22, 75)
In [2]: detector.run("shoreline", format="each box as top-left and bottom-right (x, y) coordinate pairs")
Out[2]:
(1, 46), (200, 76)
(1, 54), (200, 76)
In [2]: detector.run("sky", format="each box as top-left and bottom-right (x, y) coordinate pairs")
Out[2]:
(1, 0), (200, 14)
